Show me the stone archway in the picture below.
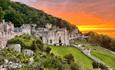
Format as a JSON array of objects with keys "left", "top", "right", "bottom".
[
  {"left": 40, "top": 36, "right": 42, "bottom": 41},
  {"left": 59, "top": 37, "right": 62, "bottom": 46}
]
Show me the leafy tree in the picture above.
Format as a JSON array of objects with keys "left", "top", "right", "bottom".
[
  {"left": 0, "top": 58, "right": 4, "bottom": 65},
  {"left": 7, "top": 35, "right": 34, "bottom": 49},
  {"left": 92, "top": 61, "right": 108, "bottom": 70},
  {"left": 84, "top": 32, "right": 115, "bottom": 52},
  {"left": 110, "top": 39, "right": 115, "bottom": 51},
  {"left": 0, "top": 0, "right": 11, "bottom": 10},
  {"left": 97, "top": 35, "right": 111, "bottom": 48},
  {"left": 0, "top": 7, "right": 4, "bottom": 21},
  {"left": 64, "top": 54, "right": 74, "bottom": 64},
  {"left": 32, "top": 39, "right": 43, "bottom": 51},
  {"left": 70, "top": 63, "right": 79, "bottom": 70},
  {"left": 0, "top": 0, "right": 76, "bottom": 30},
  {"left": 45, "top": 47, "right": 51, "bottom": 54},
  {"left": 4, "top": 7, "right": 24, "bottom": 27}
]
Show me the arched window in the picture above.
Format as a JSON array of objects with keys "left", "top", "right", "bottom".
[
  {"left": 50, "top": 40, "right": 52, "bottom": 44},
  {"left": 59, "top": 37, "right": 62, "bottom": 46},
  {"left": 40, "top": 36, "right": 42, "bottom": 41}
]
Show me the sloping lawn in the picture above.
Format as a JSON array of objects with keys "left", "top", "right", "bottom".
[
  {"left": 86, "top": 45, "right": 115, "bottom": 70},
  {"left": 74, "top": 39, "right": 115, "bottom": 70},
  {"left": 49, "top": 46, "right": 93, "bottom": 70}
]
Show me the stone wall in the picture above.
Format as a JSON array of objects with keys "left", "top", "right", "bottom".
[{"left": 0, "top": 20, "right": 23, "bottom": 49}]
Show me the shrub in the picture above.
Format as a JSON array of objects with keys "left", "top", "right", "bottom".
[
  {"left": 0, "top": 58, "right": 4, "bottom": 65},
  {"left": 7, "top": 35, "right": 43, "bottom": 51},
  {"left": 32, "top": 39, "right": 43, "bottom": 51},
  {"left": 44, "top": 47, "right": 51, "bottom": 54},
  {"left": 70, "top": 63, "right": 79, "bottom": 70},
  {"left": 0, "top": 48, "right": 30, "bottom": 63},
  {"left": 64, "top": 54, "right": 74, "bottom": 64},
  {"left": 92, "top": 61, "right": 108, "bottom": 70}
]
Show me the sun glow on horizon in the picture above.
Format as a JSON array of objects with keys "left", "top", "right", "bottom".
[
  {"left": 78, "top": 25, "right": 115, "bottom": 31},
  {"left": 77, "top": 25, "right": 115, "bottom": 38},
  {"left": 13, "top": 0, "right": 115, "bottom": 38}
]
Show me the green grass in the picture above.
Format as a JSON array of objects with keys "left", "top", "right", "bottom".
[
  {"left": 8, "top": 35, "right": 35, "bottom": 49},
  {"left": 85, "top": 45, "right": 115, "bottom": 70},
  {"left": 75, "top": 39, "right": 115, "bottom": 70},
  {"left": 49, "top": 46, "right": 93, "bottom": 70},
  {"left": 17, "top": 37, "right": 33, "bottom": 47}
]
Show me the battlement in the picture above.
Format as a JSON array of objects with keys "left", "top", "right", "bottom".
[{"left": 0, "top": 20, "right": 15, "bottom": 49}]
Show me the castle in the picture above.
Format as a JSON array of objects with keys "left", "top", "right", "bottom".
[
  {"left": 31, "top": 24, "right": 80, "bottom": 46},
  {"left": 0, "top": 20, "right": 14, "bottom": 48},
  {"left": 32, "top": 24, "right": 70, "bottom": 45},
  {"left": 0, "top": 20, "right": 82, "bottom": 48}
]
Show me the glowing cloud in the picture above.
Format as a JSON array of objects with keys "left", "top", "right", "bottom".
[{"left": 13, "top": 0, "right": 115, "bottom": 37}]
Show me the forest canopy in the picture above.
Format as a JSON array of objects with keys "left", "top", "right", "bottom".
[{"left": 0, "top": 0, "right": 76, "bottom": 31}]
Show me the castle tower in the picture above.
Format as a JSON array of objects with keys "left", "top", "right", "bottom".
[
  {"left": 21, "top": 24, "right": 31, "bottom": 35},
  {"left": 45, "top": 23, "right": 52, "bottom": 29}
]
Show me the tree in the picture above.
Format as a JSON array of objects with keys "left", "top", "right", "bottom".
[
  {"left": 45, "top": 47, "right": 51, "bottom": 54},
  {"left": 110, "top": 39, "right": 115, "bottom": 51},
  {"left": 97, "top": 35, "right": 111, "bottom": 48},
  {"left": 32, "top": 39, "right": 43, "bottom": 51},
  {"left": 92, "top": 61, "right": 108, "bottom": 70},
  {"left": 70, "top": 63, "right": 79, "bottom": 70},
  {"left": 0, "top": 58, "right": 4, "bottom": 65},
  {"left": 84, "top": 31, "right": 98, "bottom": 45},
  {"left": 0, "top": 7, "right": 4, "bottom": 21},
  {"left": 4, "top": 7, "right": 24, "bottom": 27},
  {"left": 0, "top": 0, "right": 11, "bottom": 10},
  {"left": 64, "top": 54, "right": 74, "bottom": 64},
  {"left": 84, "top": 32, "right": 115, "bottom": 51},
  {"left": 0, "top": 0, "right": 76, "bottom": 30}
]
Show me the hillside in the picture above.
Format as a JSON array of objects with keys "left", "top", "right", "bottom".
[
  {"left": 0, "top": 0, "right": 77, "bottom": 31},
  {"left": 74, "top": 39, "right": 115, "bottom": 70},
  {"left": 49, "top": 40, "right": 115, "bottom": 70},
  {"left": 0, "top": 35, "right": 80, "bottom": 70},
  {"left": 84, "top": 32, "right": 115, "bottom": 52},
  {"left": 49, "top": 46, "right": 93, "bottom": 70},
  {"left": 89, "top": 46, "right": 115, "bottom": 70}
]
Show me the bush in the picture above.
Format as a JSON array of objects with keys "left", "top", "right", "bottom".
[
  {"left": 42, "top": 56, "right": 64, "bottom": 70},
  {"left": 0, "top": 58, "right": 4, "bottom": 65},
  {"left": 7, "top": 35, "right": 43, "bottom": 50},
  {"left": 70, "top": 63, "right": 79, "bottom": 70},
  {"left": 0, "top": 48, "right": 30, "bottom": 64},
  {"left": 64, "top": 54, "right": 74, "bottom": 64},
  {"left": 7, "top": 36, "right": 33, "bottom": 49},
  {"left": 92, "top": 61, "right": 108, "bottom": 70},
  {"left": 44, "top": 47, "right": 51, "bottom": 54},
  {"left": 32, "top": 39, "right": 43, "bottom": 51},
  {"left": 85, "top": 32, "right": 115, "bottom": 52}
]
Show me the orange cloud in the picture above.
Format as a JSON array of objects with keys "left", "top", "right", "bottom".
[{"left": 13, "top": 0, "right": 115, "bottom": 38}]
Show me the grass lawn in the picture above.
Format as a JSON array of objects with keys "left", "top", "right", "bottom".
[
  {"left": 75, "top": 39, "right": 115, "bottom": 70},
  {"left": 85, "top": 45, "right": 115, "bottom": 70},
  {"left": 49, "top": 46, "right": 93, "bottom": 70}
]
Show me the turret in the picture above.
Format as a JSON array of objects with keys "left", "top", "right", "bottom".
[{"left": 45, "top": 23, "right": 52, "bottom": 29}]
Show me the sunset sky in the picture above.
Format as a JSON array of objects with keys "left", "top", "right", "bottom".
[{"left": 14, "top": 0, "right": 115, "bottom": 38}]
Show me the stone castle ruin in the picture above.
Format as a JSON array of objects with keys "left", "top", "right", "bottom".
[
  {"left": 0, "top": 20, "right": 14, "bottom": 48},
  {"left": 31, "top": 24, "right": 80, "bottom": 46},
  {"left": 0, "top": 20, "right": 83, "bottom": 48}
]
